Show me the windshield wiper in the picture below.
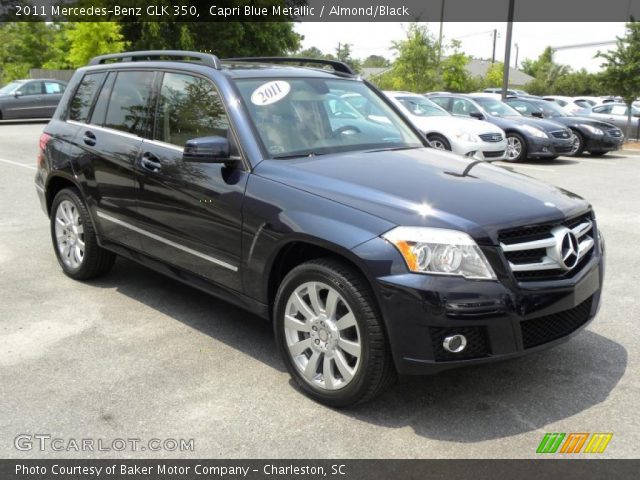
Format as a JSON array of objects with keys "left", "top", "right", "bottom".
[
  {"left": 364, "top": 146, "right": 423, "bottom": 153},
  {"left": 272, "top": 152, "right": 325, "bottom": 160}
]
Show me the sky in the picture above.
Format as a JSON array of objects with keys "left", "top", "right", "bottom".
[{"left": 294, "top": 22, "right": 628, "bottom": 72}]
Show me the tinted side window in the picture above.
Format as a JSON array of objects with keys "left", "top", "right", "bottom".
[
  {"left": 154, "top": 72, "right": 229, "bottom": 147},
  {"left": 430, "top": 97, "right": 450, "bottom": 110},
  {"left": 593, "top": 105, "right": 612, "bottom": 114},
  {"left": 509, "top": 100, "right": 533, "bottom": 115},
  {"left": 69, "top": 73, "right": 106, "bottom": 122},
  {"left": 104, "top": 71, "right": 154, "bottom": 136},
  {"left": 20, "top": 81, "right": 43, "bottom": 96},
  {"left": 89, "top": 72, "right": 116, "bottom": 126}
]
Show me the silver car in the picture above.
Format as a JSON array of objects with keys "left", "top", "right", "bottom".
[
  {"left": 0, "top": 79, "right": 67, "bottom": 120},
  {"left": 587, "top": 102, "right": 640, "bottom": 135}
]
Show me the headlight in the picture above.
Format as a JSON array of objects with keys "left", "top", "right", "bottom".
[
  {"left": 521, "top": 124, "right": 548, "bottom": 138},
  {"left": 382, "top": 227, "right": 497, "bottom": 280},
  {"left": 583, "top": 125, "right": 604, "bottom": 136},
  {"left": 453, "top": 130, "right": 479, "bottom": 143}
]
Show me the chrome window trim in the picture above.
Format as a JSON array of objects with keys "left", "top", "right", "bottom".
[
  {"left": 96, "top": 210, "right": 238, "bottom": 272},
  {"left": 67, "top": 120, "right": 143, "bottom": 141}
]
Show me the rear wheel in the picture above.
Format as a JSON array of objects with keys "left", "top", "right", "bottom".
[
  {"left": 274, "top": 258, "right": 396, "bottom": 407},
  {"left": 50, "top": 188, "right": 115, "bottom": 280},
  {"left": 569, "top": 131, "right": 585, "bottom": 156},
  {"left": 505, "top": 133, "right": 527, "bottom": 162},
  {"left": 427, "top": 134, "right": 451, "bottom": 151}
]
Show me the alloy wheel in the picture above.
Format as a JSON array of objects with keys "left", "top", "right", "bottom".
[
  {"left": 506, "top": 136, "right": 522, "bottom": 160},
  {"left": 54, "top": 199, "right": 85, "bottom": 269},
  {"left": 283, "top": 281, "right": 362, "bottom": 391}
]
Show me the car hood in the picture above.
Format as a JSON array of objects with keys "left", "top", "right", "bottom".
[
  {"left": 254, "top": 148, "right": 590, "bottom": 245},
  {"left": 553, "top": 116, "right": 620, "bottom": 130},
  {"left": 410, "top": 115, "right": 504, "bottom": 136},
  {"left": 487, "top": 115, "right": 568, "bottom": 133}
]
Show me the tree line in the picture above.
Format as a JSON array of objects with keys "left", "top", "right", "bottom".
[{"left": 1, "top": 20, "right": 638, "bottom": 110}]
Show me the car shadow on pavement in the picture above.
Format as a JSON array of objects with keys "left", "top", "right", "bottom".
[
  {"left": 88, "top": 257, "right": 626, "bottom": 443},
  {"left": 345, "top": 329, "right": 627, "bottom": 442},
  {"left": 87, "top": 257, "right": 286, "bottom": 373}
]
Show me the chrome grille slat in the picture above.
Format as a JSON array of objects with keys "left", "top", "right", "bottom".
[{"left": 499, "top": 214, "right": 595, "bottom": 281}]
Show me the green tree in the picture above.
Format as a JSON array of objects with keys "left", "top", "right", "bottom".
[
  {"left": 376, "top": 23, "right": 441, "bottom": 92},
  {"left": 597, "top": 20, "right": 640, "bottom": 139},
  {"left": 335, "top": 43, "right": 362, "bottom": 72},
  {"left": 362, "top": 55, "right": 390, "bottom": 68},
  {"left": 297, "top": 46, "right": 335, "bottom": 60},
  {"left": 0, "top": 23, "right": 56, "bottom": 83},
  {"left": 441, "top": 40, "right": 471, "bottom": 92},
  {"left": 65, "top": 23, "right": 128, "bottom": 68},
  {"left": 485, "top": 62, "right": 504, "bottom": 88}
]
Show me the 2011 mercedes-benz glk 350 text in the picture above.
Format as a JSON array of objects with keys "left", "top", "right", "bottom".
[{"left": 35, "top": 51, "right": 605, "bottom": 406}]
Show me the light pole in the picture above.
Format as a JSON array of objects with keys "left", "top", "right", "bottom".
[
  {"left": 514, "top": 43, "right": 519, "bottom": 69},
  {"left": 501, "top": 0, "right": 515, "bottom": 100}
]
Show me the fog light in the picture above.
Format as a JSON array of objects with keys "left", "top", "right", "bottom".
[{"left": 443, "top": 334, "right": 467, "bottom": 353}]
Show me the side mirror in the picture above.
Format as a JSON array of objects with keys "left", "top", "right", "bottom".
[
  {"left": 183, "top": 136, "right": 240, "bottom": 167},
  {"left": 14, "top": 91, "right": 23, "bottom": 98},
  {"left": 470, "top": 111, "right": 484, "bottom": 120},
  {"left": 532, "top": 111, "right": 544, "bottom": 118}
]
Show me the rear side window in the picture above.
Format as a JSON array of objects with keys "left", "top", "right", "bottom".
[
  {"left": 104, "top": 71, "right": 155, "bottom": 136},
  {"left": 69, "top": 73, "right": 105, "bottom": 122},
  {"left": 44, "top": 82, "right": 64, "bottom": 94},
  {"left": 154, "top": 72, "right": 229, "bottom": 147}
]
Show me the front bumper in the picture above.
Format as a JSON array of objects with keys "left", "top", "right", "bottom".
[
  {"left": 354, "top": 238, "right": 604, "bottom": 376},
  {"left": 584, "top": 134, "right": 624, "bottom": 152},
  {"left": 453, "top": 138, "right": 507, "bottom": 161},
  {"left": 527, "top": 136, "right": 574, "bottom": 158}
]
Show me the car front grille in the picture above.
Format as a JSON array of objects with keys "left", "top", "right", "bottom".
[
  {"left": 429, "top": 326, "right": 490, "bottom": 361},
  {"left": 551, "top": 129, "right": 571, "bottom": 139},
  {"left": 479, "top": 133, "right": 504, "bottom": 142},
  {"left": 483, "top": 150, "right": 504, "bottom": 158},
  {"left": 498, "top": 211, "right": 595, "bottom": 282},
  {"left": 521, "top": 296, "right": 593, "bottom": 349},
  {"left": 608, "top": 129, "right": 622, "bottom": 138}
]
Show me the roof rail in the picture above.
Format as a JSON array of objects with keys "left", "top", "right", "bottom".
[
  {"left": 223, "top": 57, "right": 355, "bottom": 75},
  {"left": 88, "top": 50, "right": 221, "bottom": 69}
]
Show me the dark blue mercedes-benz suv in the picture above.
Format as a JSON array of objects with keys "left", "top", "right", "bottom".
[{"left": 34, "top": 51, "right": 605, "bottom": 406}]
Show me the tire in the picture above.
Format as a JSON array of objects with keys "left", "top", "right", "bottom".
[
  {"left": 427, "top": 133, "right": 451, "bottom": 151},
  {"left": 274, "top": 258, "right": 396, "bottom": 407},
  {"left": 50, "top": 188, "right": 115, "bottom": 280},
  {"left": 505, "top": 133, "right": 527, "bottom": 162},
  {"left": 568, "top": 131, "right": 585, "bottom": 156},
  {"left": 589, "top": 150, "right": 609, "bottom": 156}
]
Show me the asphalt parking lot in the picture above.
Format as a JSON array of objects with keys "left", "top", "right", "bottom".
[{"left": 1, "top": 121, "right": 639, "bottom": 459}]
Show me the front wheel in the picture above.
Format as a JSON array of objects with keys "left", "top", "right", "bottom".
[
  {"left": 50, "top": 188, "right": 115, "bottom": 280},
  {"left": 427, "top": 134, "right": 451, "bottom": 151},
  {"left": 569, "top": 131, "right": 585, "bottom": 156},
  {"left": 274, "top": 258, "right": 396, "bottom": 407},
  {"left": 505, "top": 133, "right": 527, "bottom": 162}
]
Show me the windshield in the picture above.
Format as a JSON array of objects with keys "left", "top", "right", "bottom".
[
  {"left": 534, "top": 100, "right": 568, "bottom": 118},
  {"left": 0, "top": 81, "right": 24, "bottom": 94},
  {"left": 234, "top": 78, "right": 422, "bottom": 158},
  {"left": 396, "top": 96, "right": 449, "bottom": 117},
  {"left": 475, "top": 98, "right": 522, "bottom": 117}
]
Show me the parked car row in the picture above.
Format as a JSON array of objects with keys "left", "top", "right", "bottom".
[{"left": 381, "top": 90, "right": 625, "bottom": 162}]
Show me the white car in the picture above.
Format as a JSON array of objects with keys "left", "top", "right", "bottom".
[
  {"left": 542, "top": 96, "right": 584, "bottom": 115},
  {"left": 384, "top": 91, "right": 507, "bottom": 161}
]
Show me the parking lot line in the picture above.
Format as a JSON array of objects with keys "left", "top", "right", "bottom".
[{"left": 0, "top": 158, "right": 36, "bottom": 171}]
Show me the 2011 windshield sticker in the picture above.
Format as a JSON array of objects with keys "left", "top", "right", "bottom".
[{"left": 251, "top": 81, "right": 290, "bottom": 106}]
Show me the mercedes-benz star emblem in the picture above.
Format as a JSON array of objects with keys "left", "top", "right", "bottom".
[{"left": 561, "top": 231, "right": 579, "bottom": 269}]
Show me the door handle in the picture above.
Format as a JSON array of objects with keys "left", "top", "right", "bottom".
[
  {"left": 83, "top": 131, "right": 96, "bottom": 147},
  {"left": 140, "top": 153, "right": 162, "bottom": 172}
]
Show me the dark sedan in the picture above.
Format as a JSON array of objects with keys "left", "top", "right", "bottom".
[
  {"left": 0, "top": 79, "right": 67, "bottom": 120},
  {"left": 429, "top": 94, "right": 574, "bottom": 162},
  {"left": 505, "top": 97, "right": 624, "bottom": 156}
]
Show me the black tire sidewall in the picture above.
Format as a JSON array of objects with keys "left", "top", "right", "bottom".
[
  {"left": 570, "top": 130, "right": 584, "bottom": 156},
  {"left": 50, "top": 189, "right": 91, "bottom": 277},
  {"left": 274, "top": 263, "right": 376, "bottom": 406}
]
